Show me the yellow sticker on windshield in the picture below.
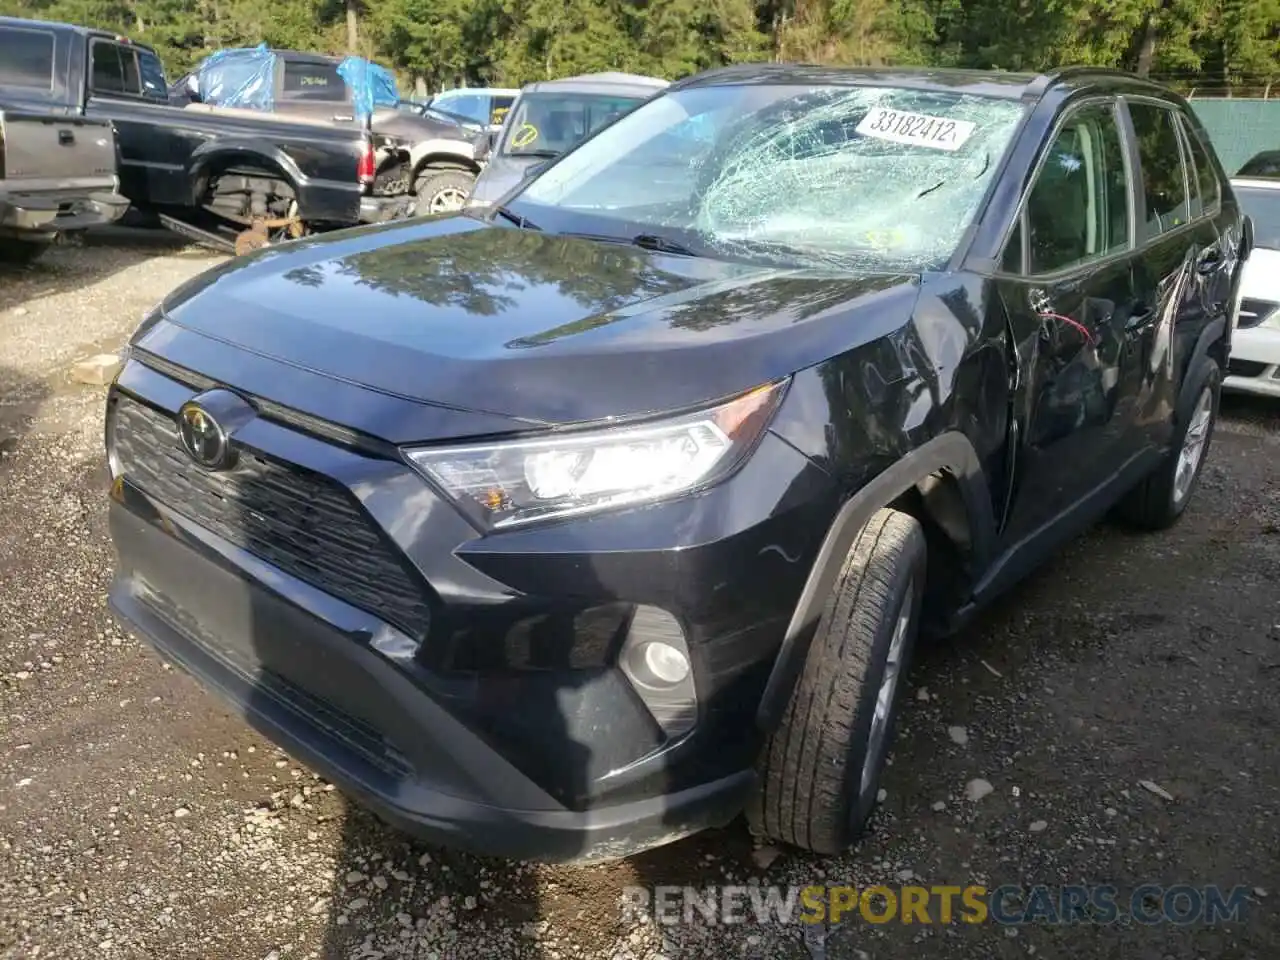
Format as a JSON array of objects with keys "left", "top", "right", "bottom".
[
  {"left": 511, "top": 123, "right": 539, "bottom": 148},
  {"left": 856, "top": 107, "right": 976, "bottom": 152}
]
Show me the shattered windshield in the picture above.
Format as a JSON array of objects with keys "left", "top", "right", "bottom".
[{"left": 512, "top": 83, "right": 1028, "bottom": 271}]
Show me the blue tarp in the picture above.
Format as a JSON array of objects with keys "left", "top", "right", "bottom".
[
  {"left": 197, "top": 43, "right": 275, "bottom": 111},
  {"left": 192, "top": 44, "right": 401, "bottom": 120},
  {"left": 338, "top": 56, "right": 400, "bottom": 119}
]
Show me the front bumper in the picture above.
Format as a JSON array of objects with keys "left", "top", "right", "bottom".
[
  {"left": 359, "top": 194, "right": 412, "bottom": 224},
  {"left": 0, "top": 189, "right": 129, "bottom": 234},
  {"left": 105, "top": 356, "right": 838, "bottom": 861},
  {"left": 109, "top": 500, "right": 752, "bottom": 862},
  {"left": 1223, "top": 326, "right": 1280, "bottom": 398}
]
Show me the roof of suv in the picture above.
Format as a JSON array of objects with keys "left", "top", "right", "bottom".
[
  {"left": 669, "top": 63, "right": 1175, "bottom": 102},
  {"left": 519, "top": 72, "right": 669, "bottom": 98}
]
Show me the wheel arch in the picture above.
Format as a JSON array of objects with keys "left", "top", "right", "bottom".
[
  {"left": 410, "top": 145, "right": 482, "bottom": 182},
  {"left": 756, "top": 431, "right": 997, "bottom": 731},
  {"left": 1181, "top": 316, "right": 1227, "bottom": 415},
  {"left": 188, "top": 143, "right": 301, "bottom": 207}
]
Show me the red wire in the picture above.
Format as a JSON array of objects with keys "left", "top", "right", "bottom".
[{"left": 1038, "top": 311, "right": 1096, "bottom": 345}]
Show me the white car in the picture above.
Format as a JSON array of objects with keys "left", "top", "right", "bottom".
[{"left": 1227, "top": 177, "right": 1280, "bottom": 398}]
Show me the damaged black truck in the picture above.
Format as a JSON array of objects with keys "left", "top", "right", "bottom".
[
  {"left": 106, "top": 65, "right": 1249, "bottom": 863},
  {"left": 0, "top": 16, "right": 416, "bottom": 252}
]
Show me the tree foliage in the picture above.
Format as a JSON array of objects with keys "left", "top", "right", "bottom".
[{"left": 0, "top": 0, "right": 1275, "bottom": 93}]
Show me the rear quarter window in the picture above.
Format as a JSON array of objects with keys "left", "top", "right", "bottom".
[
  {"left": 281, "top": 60, "right": 348, "bottom": 102},
  {"left": 1178, "top": 115, "right": 1221, "bottom": 215},
  {"left": 0, "top": 25, "right": 55, "bottom": 90}
]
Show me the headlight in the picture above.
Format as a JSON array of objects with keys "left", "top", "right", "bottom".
[{"left": 406, "top": 379, "right": 788, "bottom": 529}]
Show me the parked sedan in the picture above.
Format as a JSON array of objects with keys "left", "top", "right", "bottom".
[
  {"left": 106, "top": 64, "right": 1246, "bottom": 864},
  {"left": 1225, "top": 176, "right": 1280, "bottom": 397}
]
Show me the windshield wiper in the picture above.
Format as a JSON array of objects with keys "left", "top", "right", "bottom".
[
  {"left": 631, "top": 234, "right": 697, "bottom": 256},
  {"left": 556, "top": 230, "right": 700, "bottom": 257},
  {"left": 492, "top": 205, "right": 540, "bottom": 231},
  {"left": 513, "top": 149, "right": 560, "bottom": 159}
]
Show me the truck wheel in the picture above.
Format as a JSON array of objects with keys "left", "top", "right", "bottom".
[
  {"left": 0, "top": 237, "right": 49, "bottom": 265},
  {"left": 748, "top": 508, "right": 926, "bottom": 855},
  {"left": 1112, "top": 358, "right": 1220, "bottom": 531},
  {"left": 414, "top": 170, "right": 475, "bottom": 216}
]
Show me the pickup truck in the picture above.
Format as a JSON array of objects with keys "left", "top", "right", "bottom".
[
  {"left": 0, "top": 16, "right": 414, "bottom": 252},
  {"left": 0, "top": 23, "right": 129, "bottom": 263},
  {"left": 170, "top": 49, "right": 488, "bottom": 215}
]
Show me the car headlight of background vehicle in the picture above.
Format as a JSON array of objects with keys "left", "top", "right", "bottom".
[{"left": 406, "top": 379, "right": 789, "bottom": 529}]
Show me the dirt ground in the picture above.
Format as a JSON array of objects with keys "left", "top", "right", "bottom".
[{"left": 1, "top": 233, "right": 1277, "bottom": 960}]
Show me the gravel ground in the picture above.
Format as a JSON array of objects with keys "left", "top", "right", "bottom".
[{"left": 1, "top": 234, "right": 1278, "bottom": 960}]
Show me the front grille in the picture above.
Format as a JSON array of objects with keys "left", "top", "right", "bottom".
[
  {"left": 112, "top": 396, "right": 432, "bottom": 640},
  {"left": 1238, "top": 298, "right": 1277, "bottom": 330},
  {"left": 1228, "top": 359, "right": 1270, "bottom": 378}
]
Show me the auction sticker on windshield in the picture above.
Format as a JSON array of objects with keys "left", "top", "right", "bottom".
[{"left": 856, "top": 107, "right": 977, "bottom": 151}]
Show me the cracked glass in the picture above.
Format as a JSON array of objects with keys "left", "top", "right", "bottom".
[{"left": 516, "top": 83, "right": 1028, "bottom": 272}]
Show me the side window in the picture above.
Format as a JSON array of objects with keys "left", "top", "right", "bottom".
[
  {"left": 440, "top": 93, "right": 486, "bottom": 124},
  {"left": 90, "top": 41, "right": 146, "bottom": 97},
  {"left": 1024, "top": 102, "right": 1131, "bottom": 274},
  {"left": 1180, "top": 115, "right": 1220, "bottom": 215},
  {"left": 1128, "top": 101, "right": 1191, "bottom": 240},
  {"left": 90, "top": 40, "right": 127, "bottom": 93},
  {"left": 490, "top": 96, "right": 515, "bottom": 126},
  {"left": 138, "top": 51, "right": 168, "bottom": 100}
]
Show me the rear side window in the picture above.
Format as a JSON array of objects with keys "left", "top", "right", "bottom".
[
  {"left": 91, "top": 40, "right": 131, "bottom": 94},
  {"left": 1179, "top": 116, "right": 1221, "bottom": 215},
  {"left": 89, "top": 40, "right": 164, "bottom": 99},
  {"left": 1023, "top": 102, "right": 1131, "bottom": 274},
  {"left": 281, "top": 60, "right": 347, "bottom": 102},
  {"left": 1128, "top": 101, "right": 1191, "bottom": 240},
  {"left": 0, "top": 26, "right": 54, "bottom": 89}
]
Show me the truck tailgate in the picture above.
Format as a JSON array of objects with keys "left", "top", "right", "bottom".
[{"left": 0, "top": 110, "right": 117, "bottom": 188}]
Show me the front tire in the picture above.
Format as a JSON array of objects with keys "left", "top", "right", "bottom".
[
  {"left": 414, "top": 169, "right": 476, "bottom": 216},
  {"left": 1113, "top": 358, "right": 1220, "bottom": 530},
  {"left": 748, "top": 508, "right": 926, "bottom": 855}
]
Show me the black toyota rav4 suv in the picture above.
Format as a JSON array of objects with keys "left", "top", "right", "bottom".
[{"left": 106, "top": 65, "right": 1250, "bottom": 863}]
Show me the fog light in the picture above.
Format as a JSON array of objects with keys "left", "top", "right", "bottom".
[
  {"left": 639, "top": 641, "right": 690, "bottom": 686},
  {"left": 620, "top": 606, "right": 698, "bottom": 738}
]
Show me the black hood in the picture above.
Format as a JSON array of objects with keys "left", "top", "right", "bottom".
[{"left": 150, "top": 216, "right": 920, "bottom": 433}]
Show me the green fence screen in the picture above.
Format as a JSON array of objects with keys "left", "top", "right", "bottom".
[{"left": 1189, "top": 99, "right": 1280, "bottom": 176}]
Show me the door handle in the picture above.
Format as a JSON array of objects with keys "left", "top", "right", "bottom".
[
  {"left": 1126, "top": 303, "right": 1155, "bottom": 330},
  {"left": 1197, "top": 248, "right": 1223, "bottom": 275},
  {"left": 57, "top": 129, "right": 74, "bottom": 145}
]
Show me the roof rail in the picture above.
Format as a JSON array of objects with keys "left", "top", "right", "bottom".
[{"left": 1022, "top": 65, "right": 1150, "bottom": 100}]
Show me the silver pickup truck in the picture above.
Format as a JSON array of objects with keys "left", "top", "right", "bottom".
[{"left": 1, "top": 27, "right": 130, "bottom": 264}]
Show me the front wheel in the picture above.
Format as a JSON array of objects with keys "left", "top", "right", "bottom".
[
  {"left": 748, "top": 508, "right": 927, "bottom": 855},
  {"left": 1112, "top": 358, "right": 1221, "bottom": 530},
  {"left": 414, "top": 169, "right": 476, "bottom": 217}
]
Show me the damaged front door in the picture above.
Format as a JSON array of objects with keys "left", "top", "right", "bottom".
[{"left": 994, "top": 98, "right": 1147, "bottom": 545}]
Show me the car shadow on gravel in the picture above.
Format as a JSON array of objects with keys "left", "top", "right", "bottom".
[
  {"left": 0, "top": 226, "right": 210, "bottom": 311},
  {"left": 0, "top": 361, "right": 51, "bottom": 462}
]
